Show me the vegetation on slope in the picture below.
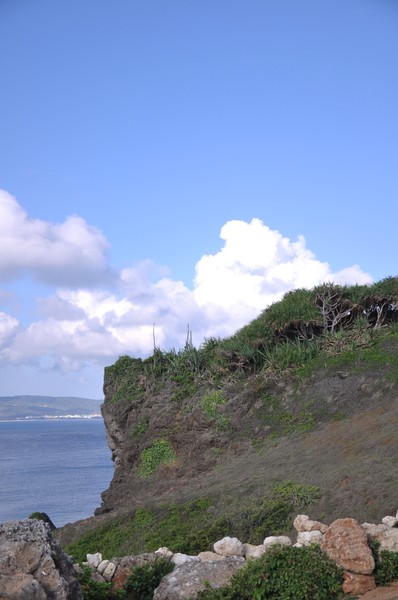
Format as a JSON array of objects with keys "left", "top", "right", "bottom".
[{"left": 105, "top": 277, "right": 398, "bottom": 405}]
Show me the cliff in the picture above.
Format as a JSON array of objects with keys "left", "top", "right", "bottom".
[{"left": 58, "top": 279, "right": 398, "bottom": 559}]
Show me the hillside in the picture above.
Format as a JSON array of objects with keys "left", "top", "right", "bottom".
[
  {"left": 57, "top": 277, "right": 398, "bottom": 561},
  {"left": 0, "top": 395, "right": 102, "bottom": 420}
]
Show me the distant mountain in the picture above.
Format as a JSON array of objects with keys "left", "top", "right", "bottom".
[{"left": 0, "top": 396, "right": 103, "bottom": 420}]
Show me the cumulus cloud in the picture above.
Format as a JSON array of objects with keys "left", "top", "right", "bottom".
[
  {"left": 0, "top": 212, "right": 373, "bottom": 378},
  {"left": 0, "top": 189, "right": 112, "bottom": 286}
]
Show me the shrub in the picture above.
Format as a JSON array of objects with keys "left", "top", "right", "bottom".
[
  {"left": 124, "top": 557, "right": 174, "bottom": 600},
  {"left": 196, "top": 544, "right": 344, "bottom": 599},
  {"left": 138, "top": 439, "right": 176, "bottom": 478},
  {"left": 77, "top": 566, "right": 125, "bottom": 600}
]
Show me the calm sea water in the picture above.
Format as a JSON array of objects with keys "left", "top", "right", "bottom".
[{"left": 0, "top": 419, "right": 114, "bottom": 528}]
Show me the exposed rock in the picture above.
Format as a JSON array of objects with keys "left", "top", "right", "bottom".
[
  {"left": 197, "top": 551, "right": 226, "bottom": 562},
  {"left": 86, "top": 552, "right": 102, "bottom": 568},
  {"left": 342, "top": 572, "right": 376, "bottom": 595},
  {"left": 293, "top": 514, "right": 328, "bottom": 533},
  {"left": 242, "top": 543, "right": 267, "bottom": 559},
  {"left": 103, "top": 561, "right": 117, "bottom": 582},
  {"left": 111, "top": 552, "right": 160, "bottom": 591},
  {"left": 171, "top": 553, "right": 200, "bottom": 566},
  {"left": 213, "top": 536, "right": 243, "bottom": 557},
  {"left": 382, "top": 516, "right": 398, "bottom": 527},
  {"left": 362, "top": 522, "right": 398, "bottom": 551},
  {"left": 156, "top": 547, "right": 174, "bottom": 559},
  {"left": 97, "top": 559, "right": 110, "bottom": 574},
  {"left": 263, "top": 535, "right": 291, "bottom": 548},
  {"left": 359, "top": 581, "right": 398, "bottom": 599},
  {"left": 321, "top": 518, "right": 375, "bottom": 575},
  {"left": 0, "top": 519, "right": 82, "bottom": 600},
  {"left": 296, "top": 530, "right": 323, "bottom": 546},
  {"left": 153, "top": 556, "right": 245, "bottom": 600}
]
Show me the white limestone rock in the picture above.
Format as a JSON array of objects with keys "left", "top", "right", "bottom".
[
  {"left": 382, "top": 516, "right": 398, "bottom": 527},
  {"left": 242, "top": 543, "right": 267, "bottom": 559},
  {"left": 97, "top": 559, "right": 110, "bottom": 575},
  {"left": 263, "top": 535, "right": 292, "bottom": 548},
  {"left": 171, "top": 553, "right": 200, "bottom": 566},
  {"left": 155, "top": 547, "right": 174, "bottom": 558},
  {"left": 103, "top": 562, "right": 117, "bottom": 582},
  {"left": 214, "top": 536, "right": 244, "bottom": 557},
  {"left": 297, "top": 530, "right": 323, "bottom": 546},
  {"left": 86, "top": 552, "right": 103, "bottom": 568}
]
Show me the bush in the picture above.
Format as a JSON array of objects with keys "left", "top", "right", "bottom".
[
  {"left": 124, "top": 557, "right": 174, "bottom": 600},
  {"left": 138, "top": 439, "right": 176, "bottom": 478},
  {"left": 77, "top": 566, "right": 125, "bottom": 600},
  {"left": 196, "top": 544, "right": 344, "bottom": 600}
]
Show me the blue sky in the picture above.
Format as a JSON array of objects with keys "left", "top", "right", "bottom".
[{"left": 1, "top": 0, "right": 397, "bottom": 399}]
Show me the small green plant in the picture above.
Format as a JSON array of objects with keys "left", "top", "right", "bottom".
[
  {"left": 369, "top": 537, "right": 398, "bottom": 586},
  {"left": 138, "top": 439, "right": 176, "bottom": 478},
  {"left": 124, "top": 558, "right": 174, "bottom": 600},
  {"left": 201, "top": 391, "right": 229, "bottom": 429},
  {"left": 196, "top": 544, "right": 344, "bottom": 599},
  {"left": 131, "top": 417, "right": 149, "bottom": 437},
  {"left": 77, "top": 566, "right": 125, "bottom": 600}
]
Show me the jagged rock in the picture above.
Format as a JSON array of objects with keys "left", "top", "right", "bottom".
[
  {"left": 362, "top": 522, "right": 398, "bottom": 551},
  {"left": 296, "top": 530, "right": 323, "bottom": 546},
  {"left": 342, "top": 572, "right": 376, "bottom": 595},
  {"left": 293, "top": 514, "right": 328, "bottom": 533},
  {"left": 213, "top": 536, "right": 243, "bottom": 557},
  {"left": 242, "top": 543, "right": 267, "bottom": 559},
  {"left": 171, "top": 553, "right": 200, "bottom": 565},
  {"left": 263, "top": 535, "right": 291, "bottom": 548},
  {"left": 320, "top": 518, "right": 375, "bottom": 575},
  {"left": 153, "top": 556, "right": 245, "bottom": 599},
  {"left": 0, "top": 519, "right": 82, "bottom": 600},
  {"left": 197, "top": 551, "right": 226, "bottom": 561},
  {"left": 86, "top": 552, "right": 102, "bottom": 568}
]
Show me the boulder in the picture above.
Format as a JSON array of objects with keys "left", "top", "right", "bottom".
[
  {"left": 320, "top": 518, "right": 375, "bottom": 575},
  {"left": 342, "top": 572, "right": 376, "bottom": 595},
  {"left": 153, "top": 556, "right": 245, "bottom": 599},
  {"left": 0, "top": 519, "right": 82, "bottom": 600},
  {"left": 213, "top": 536, "right": 243, "bottom": 557},
  {"left": 111, "top": 552, "right": 160, "bottom": 591}
]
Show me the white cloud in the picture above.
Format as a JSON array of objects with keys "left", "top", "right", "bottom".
[
  {"left": 0, "top": 211, "right": 373, "bottom": 379},
  {"left": 0, "top": 189, "right": 112, "bottom": 286}
]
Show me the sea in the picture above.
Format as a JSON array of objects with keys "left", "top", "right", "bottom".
[{"left": 0, "top": 418, "right": 114, "bottom": 528}]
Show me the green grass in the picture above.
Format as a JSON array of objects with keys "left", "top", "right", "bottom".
[{"left": 65, "top": 482, "right": 320, "bottom": 563}]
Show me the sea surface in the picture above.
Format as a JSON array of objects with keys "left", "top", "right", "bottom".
[{"left": 0, "top": 418, "right": 114, "bottom": 528}]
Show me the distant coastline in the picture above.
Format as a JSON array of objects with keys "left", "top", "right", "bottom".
[
  {"left": 0, "top": 414, "right": 102, "bottom": 422},
  {"left": 0, "top": 395, "right": 103, "bottom": 421}
]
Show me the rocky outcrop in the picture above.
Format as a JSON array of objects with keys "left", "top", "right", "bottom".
[
  {"left": 0, "top": 519, "right": 82, "bottom": 600},
  {"left": 81, "top": 510, "right": 398, "bottom": 599}
]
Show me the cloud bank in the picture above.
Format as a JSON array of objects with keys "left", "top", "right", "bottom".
[
  {"left": 0, "top": 191, "right": 373, "bottom": 377},
  {"left": 0, "top": 190, "right": 112, "bottom": 286}
]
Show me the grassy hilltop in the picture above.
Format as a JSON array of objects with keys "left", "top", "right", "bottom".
[{"left": 59, "top": 277, "right": 398, "bottom": 562}]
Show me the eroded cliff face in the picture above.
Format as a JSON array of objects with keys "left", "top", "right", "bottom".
[{"left": 95, "top": 339, "right": 398, "bottom": 526}]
